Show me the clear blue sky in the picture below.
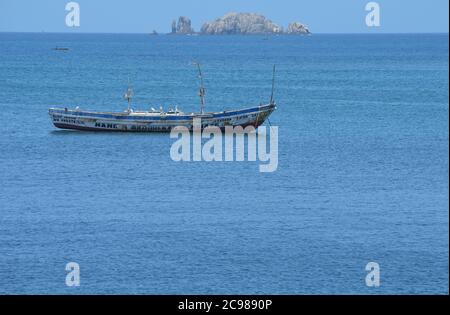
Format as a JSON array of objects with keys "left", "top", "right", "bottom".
[{"left": 0, "top": 0, "right": 448, "bottom": 33}]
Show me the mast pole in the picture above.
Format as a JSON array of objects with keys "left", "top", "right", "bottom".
[
  {"left": 270, "top": 65, "right": 276, "bottom": 105},
  {"left": 125, "top": 78, "right": 133, "bottom": 113},
  {"left": 193, "top": 62, "right": 206, "bottom": 114}
]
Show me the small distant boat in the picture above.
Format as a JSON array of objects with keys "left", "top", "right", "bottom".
[
  {"left": 53, "top": 47, "right": 69, "bottom": 51},
  {"left": 49, "top": 64, "right": 277, "bottom": 132}
]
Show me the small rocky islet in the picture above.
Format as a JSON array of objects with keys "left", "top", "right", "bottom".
[{"left": 165, "top": 12, "right": 310, "bottom": 35}]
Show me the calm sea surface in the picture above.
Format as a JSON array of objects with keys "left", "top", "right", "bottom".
[{"left": 0, "top": 33, "right": 448, "bottom": 294}]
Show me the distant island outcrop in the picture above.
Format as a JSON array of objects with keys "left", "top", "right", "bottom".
[
  {"left": 166, "top": 12, "right": 310, "bottom": 35},
  {"left": 286, "top": 22, "right": 310, "bottom": 34},
  {"left": 170, "top": 16, "right": 195, "bottom": 35},
  {"left": 201, "top": 12, "right": 282, "bottom": 35}
]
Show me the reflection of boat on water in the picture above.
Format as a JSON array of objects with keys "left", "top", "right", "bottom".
[
  {"left": 53, "top": 47, "right": 69, "bottom": 51},
  {"left": 48, "top": 64, "right": 277, "bottom": 132}
]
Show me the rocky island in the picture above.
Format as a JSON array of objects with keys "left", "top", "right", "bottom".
[
  {"left": 167, "top": 13, "right": 310, "bottom": 35},
  {"left": 201, "top": 12, "right": 283, "bottom": 35},
  {"left": 286, "top": 22, "right": 310, "bottom": 34},
  {"left": 170, "top": 16, "right": 195, "bottom": 35}
]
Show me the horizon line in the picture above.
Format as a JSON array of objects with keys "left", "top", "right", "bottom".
[{"left": 0, "top": 31, "right": 449, "bottom": 35}]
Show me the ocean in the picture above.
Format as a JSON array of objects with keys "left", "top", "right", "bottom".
[{"left": 0, "top": 33, "right": 448, "bottom": 294}]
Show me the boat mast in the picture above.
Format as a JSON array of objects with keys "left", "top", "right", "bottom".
[
  {"left": 193, "top": 62, "right": 206, "bottom": 114},
  {"left": 124, "top": 80, "right": 133, "bottom": 112},
  {"left": 270, "top": 65, "right": 276, "bottom": 105}
]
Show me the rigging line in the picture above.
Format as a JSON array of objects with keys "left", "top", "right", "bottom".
[{"left": 270, "top": 64, "right": 276, "bottom": 105}]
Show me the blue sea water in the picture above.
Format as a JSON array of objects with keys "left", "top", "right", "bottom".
[{"left": 0, "top": 33, "right": 448, "bottom": 294}]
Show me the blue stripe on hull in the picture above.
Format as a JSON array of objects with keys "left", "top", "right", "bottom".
[{"left": 53, "top": 121, "right": 263, "bottom": 132}]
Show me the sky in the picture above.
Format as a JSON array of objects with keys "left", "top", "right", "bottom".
[{"left": 0, "top": 0, "right": 448, "bottom": 33}]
